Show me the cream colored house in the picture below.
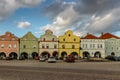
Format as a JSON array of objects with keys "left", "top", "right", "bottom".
[{"left": 39, "top": 29, "right": 58, "bottom": 58}]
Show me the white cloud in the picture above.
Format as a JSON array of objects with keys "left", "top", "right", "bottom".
[
  {"left": 17, "top": 21, "right": 31, "bottom": 29},
  {"left": 0, "top": 0, "right": 43, "bottom": 21},
  {"left": 42, "top": 4, "right": 80, "bottom": 36}
]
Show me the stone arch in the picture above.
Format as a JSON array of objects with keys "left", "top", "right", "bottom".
[
  {"left": 9, "top": 52, "right": 18, "bottom": 59},
  {"left": 71, "top": 52, "right": 78, "bottom": 58},
  {"left": 83, "top": 51, "right": 90, "bottom": 58},
  {"left": 111, "top": 52, "right": 115, "bottom": 56},
  {"left": 0, "top": 52, "right": 6, "bottom": 59},
  {"left": 41, "top": 51, "right": 50, "bottom": 58},
  {"left": 61, "top": 52, "right": 67, "bottom": 58},
  {"left": 52, "top": 51, "right": 58, "bottom": 57},
  {"left": 94, "top": 51, "right": 101, "bottom": 58},
  {"left": 21, "top": 52, "right": 28, "bottom": 59},
  {"left": 31, "top": 52, "right": 38, "bottom": 59}
]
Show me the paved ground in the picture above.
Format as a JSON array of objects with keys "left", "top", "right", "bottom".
[{"left": 0, "top": 60, "right": 120, "bottom": 80}]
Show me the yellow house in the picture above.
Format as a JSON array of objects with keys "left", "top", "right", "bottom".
[{"left": 58, "top": 30, "right": 81, "bottom": 58}]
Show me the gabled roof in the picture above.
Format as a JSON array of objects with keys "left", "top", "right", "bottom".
[
  {"left": 81, "top": 33, "right": 98, "bottom": 39},
  {"left": 99, "top": 33, "right": 120, "bottom": 39},
  {"left": 0, "top": 32, "right": 19, "bottom": 41},
  {"left": 20, "top": 32, "right": 38, "bottom": 40}
]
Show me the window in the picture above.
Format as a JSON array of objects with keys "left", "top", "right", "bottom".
[
  {"left": 100, "top": 44, "right": 102, "bottom": 48},
  {"left": 2, "top": 38, "right": 4, "bottom": 41},
  {"left": 97, "top": 44, "right": 99, "bottom": 48},
  {"left": 52, "top": 38, "right": 54, "bottom": 41},
  {"left": 93, "top": 44, "right": 95, "bottom": 48},
  {"left": 23, "top": 45, "right": 26, "bottom": 48},
  {"left": 8, "top": 44, "right": 12, "bottom": 48},
  {"left": 63, "top": 38, "right": 65, "bottom": 41},
  {"left": 43, "top": 38, "right": 46, "bottom": 41},
  {"left": 14, "top": 44, "right": 16, "bottom": 48},
  {"left": 46, "top": 44, "right": 49, "bottom": 48},
  {"left": 82, "top": 44, "right": 84, "bottom": 48},
  {"left": 85, "top": 44, "right": 87, "bottom": 48},
  {"left": 1, "top": 44, "right": 4, "bottom": 48},
  {"left": 72, "top": 45, "right": 75, "bottom": 49},
  {"left": 90, "top": 44, "right": 92, "bottom": 48},
  {"left": 54, "top": 44, "right": 57, "bottom": 48},
  {"left": 111, "top": 47, "right": 113, "bottom": 50},
  {"left": 74, "top": 38, "right": 76, "bottom": 41},
  {"left": 68, "top": 34, "right": 71, "bottom": 37},
  {"left": 33, "top": 45, "right": 36, "bottom": 48},
  {"left": 12, "top": 38, "right": 15, "bottom": 41},
  {"left": 62, "top": 45, "right": 65, "bottom": 49},
  {"left": 117, "top": 47, "right": 119, "bottom": 50},
  {"left": 24, "top": 38, "right": 27, "bottom": 40},
  {"left": 42, "top": 44, "right": 44, "bottom": 48}
]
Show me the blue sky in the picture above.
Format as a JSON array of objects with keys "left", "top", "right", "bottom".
[{"left": 1, "top": 0, "right": 120, "bottom": 38}]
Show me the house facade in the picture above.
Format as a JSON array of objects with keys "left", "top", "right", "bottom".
[
  {"left": 39, "top": 29, "right": 58, "bottom": 58},
  {"left": 20, "top": 32, "right": 38, "bottom": 59},
  {"left": 81, "top": 33, "right": 105, "bottom": 58},
  {"left": 58, "top": 30, "right": 81, "bottom": 58},
  {"left": 0, "top": 32, "right": 19, "bottom": 59},
  {"left": 99, "top": 33, "right": 120, "bottom": 57}
]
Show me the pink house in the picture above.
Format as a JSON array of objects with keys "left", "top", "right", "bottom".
[{"left": 0, "top": 32, "right": 19, "bottom": 59}]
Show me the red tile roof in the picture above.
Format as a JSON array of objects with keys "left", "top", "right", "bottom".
[
  {"left": 81, "top": 33, "right": 98, "bottom": 39},
  {"left": 99, "top": 33, "right": 120, "bottom": 39}
]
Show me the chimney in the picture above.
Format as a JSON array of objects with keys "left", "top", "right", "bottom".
[
  {"left": 101, "top": 32, "right": 104, "bottom": 36},
  {"left": 87, "top": 33, "right": 89, "bottom": 35}
]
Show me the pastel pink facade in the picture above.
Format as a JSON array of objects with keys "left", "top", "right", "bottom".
[{"left": 0, "top": 32, "right": 19, "bottom": 59}]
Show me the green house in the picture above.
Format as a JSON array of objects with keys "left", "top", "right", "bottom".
[{"left": 20, "top": 32, "right": 39, "bottom": 59}]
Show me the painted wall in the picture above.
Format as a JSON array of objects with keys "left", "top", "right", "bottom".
[
  {"left": 81, "top": 39, "right": 105, "bottom": 58},
  {"left": 105, "top": 38, "right": 120, "bottom": 56},
  {"left": 58, "top": 30, "right": 81, "bottom": 58},
  {"left": 20, "top": 32, "right": 38, "bottom": 58},
  {"left": 0, "top": 32, "right": 19, "bottom": 57},
  {"left": 39, "top": 29, "right": 58, "bottom": 57}
]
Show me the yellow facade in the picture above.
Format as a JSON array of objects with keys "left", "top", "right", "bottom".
[{"left": 58, "top": 30, "right": 81, "bottom": 58}]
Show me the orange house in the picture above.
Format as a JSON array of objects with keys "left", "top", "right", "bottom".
[{"left": 0, "top": 32, "right": 19, "bottom": 59}]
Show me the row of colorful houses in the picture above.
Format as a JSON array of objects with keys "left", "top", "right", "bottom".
[{"left": 0, "top": 29, "right": 120, "bottom": 59}]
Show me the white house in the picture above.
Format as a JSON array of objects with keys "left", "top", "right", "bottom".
[
  {"left": 81, "top": 33, "right": 105, "bottom": 58},
  {"left": 99, "top": 33, "right": 120, "bottom": 57}
]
